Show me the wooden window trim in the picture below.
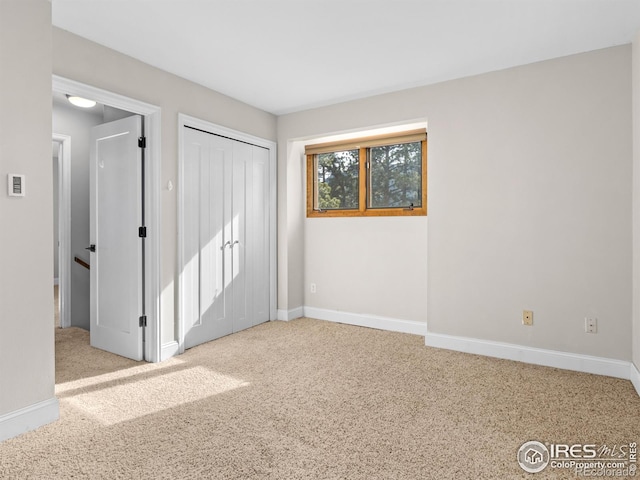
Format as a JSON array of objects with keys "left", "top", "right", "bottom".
[{"left": 306, "top": 131, "right": 427, "bottom": 218}]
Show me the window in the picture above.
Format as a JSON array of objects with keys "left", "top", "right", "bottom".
[{"left": 306, "top": 129, "right": 427, "bottom": 217}]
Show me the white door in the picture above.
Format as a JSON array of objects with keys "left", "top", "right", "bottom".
[
  {"left": 183, "top": 130, "right": 232, "bottom": 346},
  {"left": 182, "top": 127, "right": 270, "bottom": 349},
  {"left": 89, "top": 115, "right": 144, "bottom": 360},
  {"left": 233, "top": 140, "right": 270, "bottom": 332}
]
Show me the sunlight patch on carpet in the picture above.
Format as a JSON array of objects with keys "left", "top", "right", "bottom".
[
  {"left": 56, "top": 357, "right": 186, "bottom": 394},
  {"left": 63, "top": 366, "right": 249, "bottom": 425}
]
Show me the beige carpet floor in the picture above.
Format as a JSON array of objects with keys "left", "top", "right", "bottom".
[{"left": 1, "top": 318, "right": 639, "bottom": 479}]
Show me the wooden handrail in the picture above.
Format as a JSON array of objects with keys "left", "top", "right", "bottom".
[{"left": 74, "top": 256, "right": 90, "bottom": 270}]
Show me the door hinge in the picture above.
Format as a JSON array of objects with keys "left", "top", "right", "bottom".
[
  {"left": 139, "top": 315, "right": 147, "bottom": 328},
  {"left": 139, "top": 226, "right": 147, "bottom": 238},
  {"left": 138, "top": 136, "right": 146, "bottom": 149}
]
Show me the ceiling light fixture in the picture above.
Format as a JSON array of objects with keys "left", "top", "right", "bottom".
[{"left": 66, "top": 94, "right": 97, "bottom": 108}]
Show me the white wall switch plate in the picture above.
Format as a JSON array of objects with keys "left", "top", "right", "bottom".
[{"left": 8, "top": 174, "right": 25, "bottom": 197}]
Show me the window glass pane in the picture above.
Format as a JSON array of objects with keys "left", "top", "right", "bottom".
[
  {"left": 315, "top": 149, "right": 359, "bottom": 210},
  {"left": 369, "top": 142, "right": 422, "bottom": 208}
]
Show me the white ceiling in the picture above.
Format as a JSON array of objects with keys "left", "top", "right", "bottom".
[{"left": 52, "top": 0, "right": 640, "bottom": 115}]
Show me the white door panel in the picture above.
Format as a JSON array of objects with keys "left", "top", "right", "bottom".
[
  {"left": 232, "top": 141, "right": 248, "bottom": 332},
  {"left": 251, "top": 147, "right": 270, "bottom": 324},
  {"left": 219, "top": 137, "right": 234, "bottom": 329},
  {"left": 182, "top": 138, "right": 201, "bottom": 335},
  {"left": 198, "top": 137, "right": 231, "bottom": 342},
  {"left": 90, "top": 115, "right": 143, "bottom": 361},
  {"left": 182, "top": 127, "right": 270, "bottom": 349}
]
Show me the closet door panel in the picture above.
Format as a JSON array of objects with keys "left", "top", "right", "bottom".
[
  {"left": 231, "top": 141, "right": 249, "bottom": 332},
  {"left": 250, "top": 146, "right": 270, "bottom": 326},
  {"left": 200, "top": 139, "right": 230, "bottom": 339},
  {"left": 183, "top": 130, "right": 203, "bottom": 336},
  {"left": 184, "top": 130, "right": 233, "bottom": 349},
  {"left": 182, "top": 125, "right": 271, "bottom": 349}
]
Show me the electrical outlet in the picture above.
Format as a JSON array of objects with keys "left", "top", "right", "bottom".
[
  {"left": 585, "top": 317, "right": 597, "bottom": 334},
  {"left": 310, "top": 283, "right": 317, "bottom": 294},
  {"left": 522, "top": 310, "right": 533, "bottom": 326}
]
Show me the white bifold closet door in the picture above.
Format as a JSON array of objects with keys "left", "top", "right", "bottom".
[{"left": 183, "top": 127, "right": 270, "bottom": 350}]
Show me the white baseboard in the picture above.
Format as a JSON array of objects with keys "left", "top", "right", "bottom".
[
  {"left": 425, "top": 332, "right": 631, "bottom": 380},
  {"left": 277, "top": 307, "right": 304, "bottom": 321},
  {"left": 161, "top": 341, "right": 180, "bottom": 361},
  {"left": 241, "top": 306, "right": 640, "bottom": 398},
  {"left": 0, "top": 397, "right": 59, "bottom": 442},
  {"left": 304, "top": 307, "right": 427, "bottom": 336},
  {"left": 631, "top": 363, "right": 640, "bottom": 396}
]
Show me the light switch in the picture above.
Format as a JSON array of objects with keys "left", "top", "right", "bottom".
[{"left": 8, "top": 174, "right": 25, "bottom": 197}]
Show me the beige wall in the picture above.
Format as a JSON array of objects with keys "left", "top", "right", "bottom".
[
  {"left": 305, "top": 216, "right": 428, "bottom": 321},
  {"left": 53, "top": 28, "right": 277, "bottom": 344},
  {"left": 0, "top": 0, "right": 55, "bottom": 416},
  {"left": 279, "top": 45, "right": 633, "bottom": 360}
]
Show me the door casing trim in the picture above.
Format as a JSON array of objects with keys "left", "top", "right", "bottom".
[{"left": 52, "top": 133, "right": 71, "bottom": 329}]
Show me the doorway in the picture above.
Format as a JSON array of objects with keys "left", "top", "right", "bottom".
[
  {"left": 53, "top": 95, "right": 139, "bottom": 331},
  {"left": 52, "top": 76, "right": 163, "bottom": 362}
]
